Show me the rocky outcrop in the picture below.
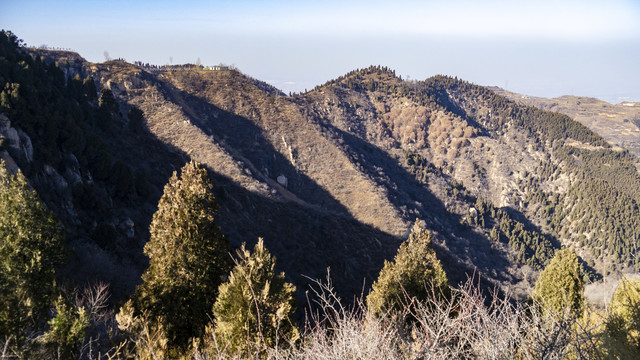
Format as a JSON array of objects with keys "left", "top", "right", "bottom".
[
  {"left": 0, "top": 113, "right": 32, "bottom": 175},
  {"left": 0, "top": 113, "right": 33, "bottom": 163},
  {"left": 27, "top": 48, "right": 87, "bottom": 80}
]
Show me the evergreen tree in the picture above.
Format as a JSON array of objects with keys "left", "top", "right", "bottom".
[
  {"left": 134, "top": 161, "right": 230, "bottom": 352},
  {"left": 109, "top": 160, "right": 135, "bottom": 200},
  {"left": 98, "top": 88, "right": 118, "bottom": 115},
  {"left": 532, "top": 248, "right": 584, "bottom": 316},
  {"left": 85, "top": 135, "right": 112, "bottom": 181},
  {"left": 67, "top": 74, "right": 83, "bottom": 100},
  {"left": 610, "top": 277, "right": 640, "bottom": 338},
  {"left": 602, "top": 277, "right": 640, "bottom": 357},
  {"left": 97, "top": 88, "right": 118, "bottom": 130},
  {"left": 212, "top": 238, "right": 299, "bottom": 354},
  {"left": 366, "top": 219, "right": 449, "bottom": 317},
  {"left": 0, "top": 161, "right": 65, "bottom": 343},
  {"left": 41, "top": 296, "right": 89, "bottom": 359},
  {"left": 82, "top": 76, "right": 97, "bottom": 100},
  {"left": 127, "top": 105, "right": 144, "bottom": 133},
  {"left": 116, "top": 300, "right": 170, "bottom": 360}
]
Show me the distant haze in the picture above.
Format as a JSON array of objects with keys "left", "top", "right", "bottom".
[{"left": 2, "top": 0, "right": 639, "bottom": 103}]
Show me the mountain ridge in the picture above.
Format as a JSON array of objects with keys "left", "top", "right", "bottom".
[
  {"left": 491, "top": 87, "right": 640, "bottom": 159},
  {"left": 2, "top": 37, "right": 639, "bottom": 304}
]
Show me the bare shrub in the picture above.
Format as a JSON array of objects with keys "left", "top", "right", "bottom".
[
  {"left": 407, "top": 281, "right": 516, "bottom": 359},
  {"left": 1, "top": 336, "right": 17, "bottom": 359},
  {"left": 187, "top": 273, "right": 605, "bottom": 359},
  {"left": 192, "top": 272, "right": 403, "bottom": 360},
  {"left": 520, "top": 305, "right": 603, "bottom": 360},
  {"left": 115, "top": 300, "right": 169, "bottom": 360},
  {"left": 74, "top": 282, "right": 112, "bottom": 324},
  {"left": 409, "top": 278, "right": 602, "bottom": 360},
  {"left": 288, "top": 274, "right": 404, "bottom": 360},
  {"left": 73, "top": 282, "right": 118, "bottom": 360}
]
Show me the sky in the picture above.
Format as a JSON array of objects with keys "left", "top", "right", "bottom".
[{"left": 2, "top": 0, "right": 640, "bottom": 103}]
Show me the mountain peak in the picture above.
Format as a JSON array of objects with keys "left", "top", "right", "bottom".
[{"left": 313, "top": 65, "right": 402, "bottom": 93}]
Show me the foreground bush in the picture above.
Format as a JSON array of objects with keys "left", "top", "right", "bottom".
[
  {"left": 532, "top": 248, "right": 584, "bottom": 317},
  {"left": 0, "top": 161, "right": 65, "bottom": 353},
  {"left": 7, "top": 275, "right": 638, "bottom": 359},
  {"left": 600, "top": 276, "right": 640, "bottom": 358},
  {"left": 209, "top": 238, "right": 299, "bottom": 356},
  {"left": 190, "top": 276, "right": 612, "bottom": 360},
  {"left": 367, "top": 219, "right": 449, "bottom": 318}
]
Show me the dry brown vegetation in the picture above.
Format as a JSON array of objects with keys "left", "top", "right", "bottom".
[
  {"left": 27, "top": 278, "right": 611, "bottom": 360},
  {"left": 88, "top": 62, "right": 640, "bottom": 298},
  {"left": 7, "top": 37, "right": 640, "bottom": 358},
  {"left": 13, "top": 45, "right": 640, "bottom": 311}
]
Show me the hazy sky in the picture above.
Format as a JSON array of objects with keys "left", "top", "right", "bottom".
[{"left": 2, "top": 0, "right": 639, "bottom": 103}]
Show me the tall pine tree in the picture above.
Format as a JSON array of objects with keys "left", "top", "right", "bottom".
[{"left": 134, "top": 161, "right": 230, "bottom": 351}]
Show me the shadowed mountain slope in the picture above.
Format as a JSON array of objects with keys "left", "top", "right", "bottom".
[{"left": 4, "top": 37, "right": 639, "bottom": 302}]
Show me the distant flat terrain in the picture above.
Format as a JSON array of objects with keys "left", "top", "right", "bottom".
[{"left": 491, "top": 87, "right": 640, "bottom": 158}]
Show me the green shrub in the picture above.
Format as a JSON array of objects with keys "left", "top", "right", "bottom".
[
  {"left": 367, "top": 219, "right": 449, "bottom": 317},
  {"left": 212, "top": 238, "right": 299, "bottom": 355}
]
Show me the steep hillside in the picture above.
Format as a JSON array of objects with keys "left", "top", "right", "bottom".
[
  {"left": 112, "top": 65, "right": 530, "bottom": 293},
  {"left": 299, "top": 67, "right": 640, "bottom": 279},
  {"left": 3, "top": 32, "right": 640, "bottom": 303},
  {"left": 0, "top": 33, "right": 192, "bottom": 298},
  {"left": 427, "top": 78, "right": 640, "bottom": 274},
  {"left": 493, "top": 88, "right": 640, "bottom": 158}
]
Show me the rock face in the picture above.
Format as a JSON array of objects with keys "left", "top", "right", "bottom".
[
  {"left": 62, "top": 154, "right": 82, "bottom": 186},
  {"left": 18, "top": 129, "right": 33, "bottom": 162},
  {"left": 0, "top": 115, "right": 19, "bottom": 146},
  {"left": 276, "top": 174, "right": 288, "bottom": 187},
  {"left": 1, "top": 112, "right": 79, "bottom": 213},
  {"left": 43, "top": 165, "right": 69, "bottom": 195},
  {"left": 28, "top": 48, "right": 88, "bottom": 80},
  {"left": 0, "top": 113, "right": 33, "bottom": 171},
  {"left": 468, "top": 207, "right": 478, "bottom": 220},
  {"left": 0, "top": 151, "right": 19, "bottom": 174},
  {"left": 120, "top": 217, "right": 135, "bottom": 239}
]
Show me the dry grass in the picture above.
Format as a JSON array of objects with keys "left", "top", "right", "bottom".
[
  {"left": 0, "top": 277, "right": 610, "bottom": 360},
  {"left": 160, "top": 70, "right": 409, "bottom": 236}
]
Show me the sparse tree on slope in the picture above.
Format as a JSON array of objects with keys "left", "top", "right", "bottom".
[
  {"left": 127, "top": 105, "right": 144, "bottom": 133},
  {"left": 532, "top": 248, "right": 584, "bottom": 316},
  {"left": 97, "top": 88, "right": 118, "bottom": 130},
  {"left": 367, "top": 219, "right": 449, "bottom": 317},
  {"left": 82, "top": 76, "right": 97, "bottom": 100},
  {"left": 98, "top": 88, "right": 117, "bottom": 115},
  {"left": 0, "top": 160, "right": 65, "bottom": 345},
  {"left": 610, "top": 277, "right": 640, "bottom": 343},
  {"left": 212, "top": 238, "right": 299, "bottom": 355},
  {"left": 134, "top": 161, "right": 230, "bottom": 352}
]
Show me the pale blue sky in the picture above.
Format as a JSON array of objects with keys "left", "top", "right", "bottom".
[{"left": 2, "top": 0, "right": 639, "bottom": 103}]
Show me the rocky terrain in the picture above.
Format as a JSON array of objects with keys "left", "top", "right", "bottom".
[{"left": 3, "top": 38, "right": 640, "bottom": 303}]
